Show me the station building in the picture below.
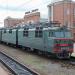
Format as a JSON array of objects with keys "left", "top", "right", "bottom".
[
  {"left": 4, "top": 17, "right": 24, "bottom": 28},
  {"left": 4, "top": 9, "right": 48, "bottom": 28},
  {"left": 48, "top": 0, "right": 75, "bottom": 28},
  {"left": 48, "top": 0, "right": 75, "bottom": 40},
  {"left": 24, "top": 11, "right": 48, "bottom": 24},
  {"left": 24, "top": 10, "right": 40, "bottom": 24}
]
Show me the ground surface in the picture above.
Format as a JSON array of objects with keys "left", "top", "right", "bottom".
[
  {"left": 0, "top": 63, "right": 13, "bottom": 75},
  {"left": 0, "top": 44, "right": 75, "bottom": 75}
]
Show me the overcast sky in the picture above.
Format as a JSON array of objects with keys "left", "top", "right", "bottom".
[{"left": 0, "top": 0, "right": 74, "bottom": 27}]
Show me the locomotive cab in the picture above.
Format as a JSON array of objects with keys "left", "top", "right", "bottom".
[
  {"left": 54, "top": 38, "right": 73, "bottom": 59},
  {"left": 53, "top": 27, "right": 73, "bottom": 59}
]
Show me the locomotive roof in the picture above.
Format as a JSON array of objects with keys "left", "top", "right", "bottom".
[
  {"left": 1, "top": 22, "right": 68, "bottom": 31},
  {"left": 2, "top": 26, "right": 68, "bottom": 31},
  {"left": 17, "top": 26, "right": 68, "bottom": 31}
]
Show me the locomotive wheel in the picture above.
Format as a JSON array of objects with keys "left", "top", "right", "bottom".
[
  {"left": 56, "top": 53, "right": 70, "bottom": 59},
  {"left": 30, "top": 48, "right": 34, "bottom": 52},
  {"left": 38, "top": 51, "right": 42, "bottom": 55},
  {"left": 56, "top": 53, "right": 63, "bottom": 59}
]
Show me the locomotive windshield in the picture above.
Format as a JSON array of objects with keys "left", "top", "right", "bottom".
[{"left": 55, "top": 31, "right": 72, "bottom": 38}]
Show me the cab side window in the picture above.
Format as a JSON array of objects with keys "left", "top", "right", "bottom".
[
  {"left": 9, "top": 29, "right": 12, "bottom": 33},
  {"left": 35, "top": 27, "right": 43, "bottom": 38},
  {"left": 49, "top": 31, "right": 55, "bottom": 37},
  {"left": 4, "top": 29, "right": 6, "bottom": 33},
  {"left": 23, "top": 28, "right": 29, "bottom": 37}
]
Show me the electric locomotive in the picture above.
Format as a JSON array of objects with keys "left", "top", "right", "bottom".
[
  {"left": 17, "top": 24, "right": 73, "bottom": 59},
  {"left": 0, "top": 23, "right": 73, "bottom": 59}
]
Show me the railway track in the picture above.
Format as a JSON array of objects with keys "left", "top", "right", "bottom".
[
  {"left": 0, "top": 52, "right": 38, "bottom": 75},
  {"left": 69, "top": 56, "right": 75, "bottom": 65},
  {"left": 51, "top": 56, "right": 75, "bottom": 68}
]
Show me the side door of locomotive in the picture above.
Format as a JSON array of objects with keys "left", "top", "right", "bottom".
[
  {"left": 43, "top": 29, "right": 49, "bottom": 51},
  {"left": 45, "top": 30, "right": 55, "bottom": 52}
]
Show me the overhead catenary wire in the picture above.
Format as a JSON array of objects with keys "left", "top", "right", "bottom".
[
  {"left": 15, "top": 0, "right": 32, "bottom": 10},
  {"left": 13, "top": 0, "right": 51, "bottom": 11},
  {"left": 0, "top": 0, "right": 52, "bottom": 12}
]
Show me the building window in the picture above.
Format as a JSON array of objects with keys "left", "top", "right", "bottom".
[
  {"left": 64, "top": 8, "right": 70, "bottom": 16},
  {"left": 35, "top": 27, "right": 43, "bottom": 38},
  {"left": 4, "top": 30, "right": 6, "bottom": 33},
  {"left": 73, "top": 22, "right": 75, "bottom": 27},
  {"left": 23, "top": 28, "right": 29, "bottom": 37},
  {"left": 64, "top": 21, "right": 68, "bottom": 27},
  {"left": 9, "top": 29, "right": 12, "bottom": 33},
  {"left": 74, "top": 9, "right": 75, "bottom": 16}
]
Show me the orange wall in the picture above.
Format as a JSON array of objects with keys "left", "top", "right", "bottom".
[
  {"left": 24, "top": 12, "right": 40, "bottom": 24},
  {"left": 49, "top": 2, "right": 75, "bottom": 27}
]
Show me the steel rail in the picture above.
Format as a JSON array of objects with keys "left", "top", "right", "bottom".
[{"left": 0, "top": 52, "right": 38, "bottom": 75}]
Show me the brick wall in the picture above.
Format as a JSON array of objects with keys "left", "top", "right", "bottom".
[
  {"left": 4, "top": 17, "right": 24, "bottom": 28},
  {"left": 24, "top": 12, "right": 40, "bottom": 24},
  {"left": 4, "top": 12, "right": 40, "bottom": 27},
  {"left": 48, "top": 0, "right": 75, "bottom": 28}
]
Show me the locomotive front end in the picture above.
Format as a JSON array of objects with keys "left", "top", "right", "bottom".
[
  {"left": 54, "top": 38, "right": 73, "bottom": 58},
  {"left": 53, "top": 28, "right": 73, "bottom": 59}
]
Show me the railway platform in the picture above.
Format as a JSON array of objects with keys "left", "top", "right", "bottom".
[
  {"left": 0, "top": 66, "right": 9, "bottom": 75},
  {"left": 0, "top": 62, "right": 12, "bottom": 75}
]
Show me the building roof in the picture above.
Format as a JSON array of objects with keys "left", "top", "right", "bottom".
[
  {"left": 4, "top": 16, "right": 23, "bottom": 20},
  {"left": 24, "top": 12, "right": 40, "bottom": 18},
  {"left": 48, "top": 0, "right": 75, "bottom": 7}
]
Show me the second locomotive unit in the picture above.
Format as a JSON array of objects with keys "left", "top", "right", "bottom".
[{"left": 0, "top": 23, "right": 73, "bottom": 59}]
